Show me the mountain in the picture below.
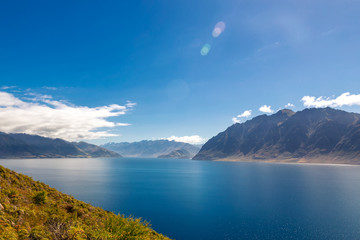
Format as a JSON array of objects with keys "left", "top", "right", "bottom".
[
  {"left": 73, "top": 141, "right": 121, "bottom": 158},
  {"left": 102, "top": 140, "right": 200, "bottom": 158},
  {"left": 0, "top": 132, "right": 120, "bottom": 158},
  {"left": 157, "top": 148, "right": 192, "bottom": 159},
  {"left": 0, "top": 165, "right": 168, "bottom": 239},
  {"left": 193, "top": 108, "right": 360, "bottom": 164}
]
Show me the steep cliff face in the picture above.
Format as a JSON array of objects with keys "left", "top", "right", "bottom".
[{"left": 193, "top": 108, "right": 360, "bottom": 164}]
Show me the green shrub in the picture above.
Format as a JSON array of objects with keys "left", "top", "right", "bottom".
[
  {"left": 68, "top": 226, "right": 87, "bottom": 240},
  {"left": 7, "top": 189, "right": 17, "bottom": 198},
  {"left": 29, "top": 226, "right": 50, "bottom": 240},
  {"left": 18, "top": 228, "right": 29, "bottom": 240},
  {"left": 33, "top": 191, "right": 47, "bottom": 205},
  {"left": 0, "top": 226, "right": 17, "bottom": 240}
]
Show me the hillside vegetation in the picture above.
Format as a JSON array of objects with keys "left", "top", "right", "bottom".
[{"left": 0, "top": 165, "right": 169, "bottom": 240}]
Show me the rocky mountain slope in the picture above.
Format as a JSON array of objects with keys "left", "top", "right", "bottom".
[
  {"left": 0, "top": 132, "right": 120, "bottom": 158},
  {"left": 193, "top": 108, "right": 360, "bottom": 164}
]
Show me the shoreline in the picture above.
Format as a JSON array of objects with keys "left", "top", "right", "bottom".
[
  {"left": 2, "top": 156, "right": 360, "bottom": 167},
  {"left": 212, "top": 157, "right": 360, "bottom": 166}
]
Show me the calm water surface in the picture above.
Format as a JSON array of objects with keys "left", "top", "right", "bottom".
[{"left": 1, "top": 158, "right": 360, "bottom": 240}]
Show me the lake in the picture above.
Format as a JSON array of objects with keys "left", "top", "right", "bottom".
[{"left": 1, "top": 157, "right": 360, "bottom": 240}]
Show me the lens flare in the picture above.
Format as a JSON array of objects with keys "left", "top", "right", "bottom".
[
  {"left": 200, "top": 44, "right": 211, "bottom": 56},
  {"left": 212, "top": 21, "right": 226, "bottom": 38}
]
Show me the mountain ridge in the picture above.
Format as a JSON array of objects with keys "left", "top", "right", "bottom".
[
  {"left": 193, "top": 108, "right": 360, "bottom": 164},
  {"left": 102, "top": 140, "right": 200, "bottom": 158},
  {"left": 0, "top": 132, "right": 120, "bottom": 158}
]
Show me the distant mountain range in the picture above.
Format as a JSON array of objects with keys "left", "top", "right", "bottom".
[
  {"left": 102, "top": 140, "right": 200, "bottom": 158},
  {"left": 193, "top": 108, "right": 360, "bottom": 164},
  {"left": 0, "top": 132, "right": 120, "bottom": 158}
]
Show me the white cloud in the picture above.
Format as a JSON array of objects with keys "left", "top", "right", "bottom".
[
  {"left": 301, "top": 92, "right": 360, "bottom": 108},
  {"left": 164, "top": 135, "right": 206, "bottom": 145},
  {"left": 237, "top": 110, "right": 252, "bottom": 118},
  {"left": 232, "top": 110, "right": 252, "bottom": 123},
  {"left": 259, "top": 105, "right": 274, "bottom": 113},
  {"left": 0, "top": 86, "right": 16, "bottom": 90},
  {"left": 232, "top": 117, "right": 241, "bottom": 124},
  {"left": 0, "top": 91, "right": 24, "bottom": 106},
  {"left": 285, "top": 103, "right": 295, "bottom": 108},
  {"left": 0, "top": 91, "right": 134, "bottom": 141},
  {"left": 125, "top": 101, "right": 136, "bottom": 108},
  {"left": 42, "top": 86, "right": 57, "bottom": 90}
]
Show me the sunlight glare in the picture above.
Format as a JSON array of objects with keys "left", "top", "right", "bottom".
[
  {"left": 212, "top": 21, "right": 226, "bottom": 38},
  {"left": 200, "top": 44, "right": 211, "bottom": 56}
]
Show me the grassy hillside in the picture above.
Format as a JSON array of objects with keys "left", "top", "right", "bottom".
[{"left": 0, "top": 165, "right": 169, "bottom": 240}]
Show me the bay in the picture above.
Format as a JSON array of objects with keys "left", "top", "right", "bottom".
[{"left": 1, "top": 158, "right": 360, "bottom": 240}]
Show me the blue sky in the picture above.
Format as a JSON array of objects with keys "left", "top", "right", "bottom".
[{"left": 1, "top": 0, "right": 360, "bottom": 144}]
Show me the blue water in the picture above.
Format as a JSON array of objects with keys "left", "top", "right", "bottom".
[{"left": 1, "top": 158, "right": 360, "bottom": 240}]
